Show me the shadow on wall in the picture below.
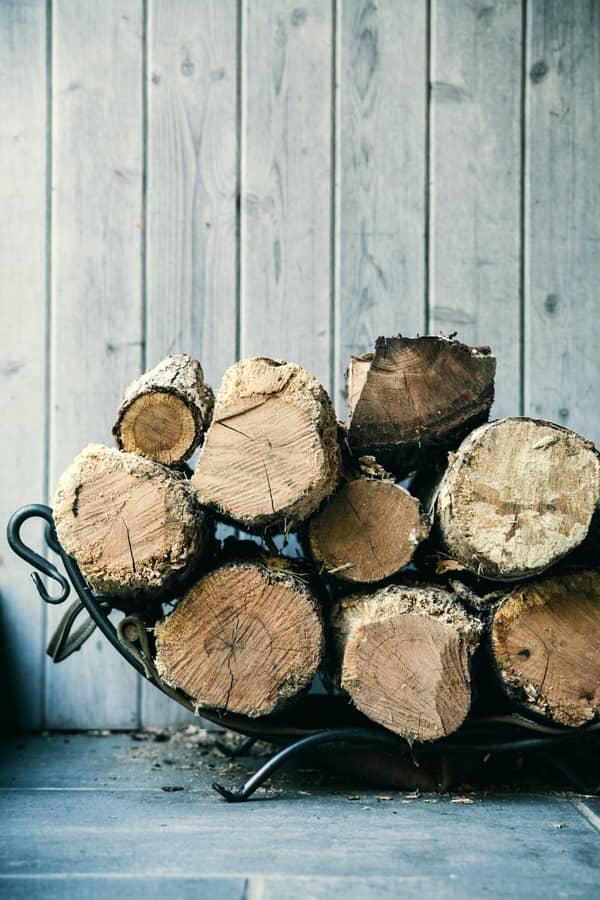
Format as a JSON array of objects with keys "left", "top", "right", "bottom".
[{"left": 0, "top": 593, "right": 22, "bottom": 734}]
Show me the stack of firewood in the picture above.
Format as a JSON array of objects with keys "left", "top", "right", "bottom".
[{"left": 52, "top": 337, "right": 600, "bottom": 742}]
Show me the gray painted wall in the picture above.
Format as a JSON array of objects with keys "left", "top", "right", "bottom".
[{"left": 1, "top": 0, "right": 599, "bottom": 728}]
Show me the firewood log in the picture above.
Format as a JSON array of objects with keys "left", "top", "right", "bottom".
[
  {"left": 154, "top": 559, "right": 324, "bottom": 717},
  {"left": 491, "top": 571, "right": 600, "bottom": 727},
  {"left": 307, "top": 475, "right": 430, "bottom": 583},
  {"left": 113, "top": 354, "right": 214, "bottom": 465},
  {"left": 331, "top": 584, "right": 482, "bottom": 741},
  {"left": 436, "top": 417, "right": 600, "bottom": 581},
  {"left": 53, "top": 444, "right": 208, "bottom": 598},
  {"left": 192, "top": 357, "right": 341, "bottom": 531},
  {"left": 347, "top": 335, "right": 496, "bottom": 475}
]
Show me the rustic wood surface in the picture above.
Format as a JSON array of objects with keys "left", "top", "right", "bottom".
[{"left": 1, "top": 1, "right": 599, "bottom": 728}]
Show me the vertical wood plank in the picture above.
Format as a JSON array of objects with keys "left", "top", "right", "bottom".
[
  {"left": 336, "top": 0, "right": 427, "bottom": 413},
  {"left": 525, "top": 0, "right": 600, "bottom": 442},
  {"left": 429, "top": 0, "right": 522, "bottom": 418},
  {"left": 0, "top": 0, "right": 47, "bottom": 729},
  {"left": 142, "top": 0, "right": 239, "bottom": 727},
  {"left": 48, "top": 1, "right": 143, "bottom": 729},
  {"left": 241, "top": 0, "right": 333, "bottom": 392}
]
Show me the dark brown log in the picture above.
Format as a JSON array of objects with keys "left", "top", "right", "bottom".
[
  {"left": 347, "top": 335, "right": 496, "bottom": 475},
  {"left": 436, "top": 417, "right": 600, "bottom": 581},
  {"left": 154, "top": 559, "right": 325, "bottom": 717},
  {"left": 491, "top": 571, "right": 600, "bottom": 727},
  {"left": 331, "top": 584, "right": 482, "bottom": 741},
  {"left": 53, "top": 444, "right": 208, "bottom": 598},
  {"left": 307, "top": 476, "right": 430, "bottom": 583},
  {"left": 192, "top": 357, "right": 341, "bottom": 531},
  {"left": 113, "top": 354, "right": 214, "bottom": 465}
]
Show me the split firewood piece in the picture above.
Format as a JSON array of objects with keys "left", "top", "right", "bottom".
[
  {"left": 491, "top": 571, "right": 600, "bottom": 727},
  {"left": 347, "top": 335, "right": 496, "bottom": 475},
  {"left": 192, "top": 357, "right": 341, "bottom": 530},
  {"left": 155, "top": 559, "right": 325, "bottom": 717},
  {"left": 113, "top": 354, "right": 214, "bottom": 465},
  {"left": 307, "top": 476, "right": 430, "bottom": 583},
  {"left": 436, "top": 417, "right": 600, "bottom": 581},
  {"left": 331, "top": 584, "right": 482, "bottom": 741},
  {"left": 53, "top": 444, "right": 208, "bottom": 598}
]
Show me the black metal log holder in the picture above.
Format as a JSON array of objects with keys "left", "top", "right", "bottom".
[{"left": 7, "top": 504, "right": 600, "bottom": 802}]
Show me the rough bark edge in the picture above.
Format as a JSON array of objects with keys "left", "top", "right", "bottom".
[
  {"left": 154, "top": 558, "right": 326, "bottom": 718},
  {"left": 113, "top": 354, "right": 214, "bottom": 462},
  {"left": 194, "top": 357, "right": 342, "bottom": 531},
  {"left": 346, "top": 335, "right": 496, "bottom": 475},
  {"left": 435, "top": 417, "right": 600, "bottom": 581},
  {"left": 53, "top": 443, "right": 208, "bottom": 599}
]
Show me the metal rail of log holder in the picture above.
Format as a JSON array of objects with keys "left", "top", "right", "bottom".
[{"left": 6, "top": 504, "right": 600, "bottom": 802}]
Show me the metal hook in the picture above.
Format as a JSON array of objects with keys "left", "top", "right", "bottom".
[{"left": 6, "top": 504, "right": 70, "bottom": 605}]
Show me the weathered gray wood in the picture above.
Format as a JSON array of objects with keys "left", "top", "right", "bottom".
[
  {"left": 240, "top": 0, "right": 333, "bottom": 391},
  {"left": 336, "top": 1, "right": 427, "bottom": 414},
  {"left": 429, "top": 0, "right": 522, "bottom": 418},
  {"left": 0, "top": 0, "right": 47, "bottom": 729},
  {"left": 47, "top": 1, "right": 142, "bottom": 728},
  {"left": 525, "top": 0, "right": 600, "bottom": 443},
  {"left": 142, "top": 0, "right": 239, "bottom": 728}
]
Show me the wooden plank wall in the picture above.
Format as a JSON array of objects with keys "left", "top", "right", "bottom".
[{"left": 1, "top": 0, "right": 598, "bottom": 729}]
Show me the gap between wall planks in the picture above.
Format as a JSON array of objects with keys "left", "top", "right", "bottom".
[{"left": 1, "top": 0, "right": 600, "bottom": 728}]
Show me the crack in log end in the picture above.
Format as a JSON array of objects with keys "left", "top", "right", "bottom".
[
  {"left": 71, "top": 483, "right": 82, "bottom": 518},
  {"left": 263, "top": 462, "right": 276, "bottom": 514},
  {"left": 215, "top": 420, "right": 253, "bottom": 440},
  {"left": 122, "top": 518, "right": 136, "bottom": 574}
]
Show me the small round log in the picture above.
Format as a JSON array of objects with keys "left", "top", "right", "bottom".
[
  {"left": 155, "top": 560, "right": 325, "bottom": 717},
  {"left": 113, "top": 354, "right": 214, "bottom": 465},
  {"left": 347, "top": 335, "right": 496, "bottom": 475},
  {"left": 491, "top": 571, "right": 600, "bottom": 727},
  {"left": 192, "top": 357, "right": 341, "bottom": 530},
  {"left": 308, "top": 477, "right": 430, "bottom": 583},
  {"left": 331, "top": 584, "right": 482, "bottom": 741},
  {"left": 436, "top": 417, "right": 600, "bottom": 581},
  {"left": 53, "top": 444, "right": 208, "bottom": 598}
]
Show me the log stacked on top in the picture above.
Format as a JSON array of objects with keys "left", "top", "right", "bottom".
[{"left": 52, "top": 338, "right": 600, "bottom": 740}]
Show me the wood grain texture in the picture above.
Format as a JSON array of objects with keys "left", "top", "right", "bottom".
[
  {"left": 240, "top": 0, "right": 333, "bottom": 391},
  {"left": 48, "top": 1, "right": 143, "bottom": 728},
  {"left": 142, "top": 0, "right": 239, "bottom": 727},
  {"left": 0, "top": 0, "right": 47, "bottom": 729},
  {"left": 336, "top": 0, "right": 427, "bottom": 413},
  {"left": 524, "top": 0, "right": 600, "bottom": 443},
  {"left": 429, "top": 0, "right": 522, "bottom": 419}
]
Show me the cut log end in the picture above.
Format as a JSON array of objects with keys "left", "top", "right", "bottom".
[
  {"left": 193, "top": 358, "right": 341, "bottom": 530},
  {"left": 347, "top": 335, "right": 496, "bottom": 475},
  {"left": 113, "top": 354, "right": 213, "bottom": 465},
  {"left": 116, "top": 391, "right": 198, "bottom": 465},
  {"left": 436, "top": 417, "right": 600, "bottom": 581},
  {"left": 308, "top": 478, "right": 430, "bottom": 583},
  {"left": 492, "top": 571, "right": 600, "bottom": 727},
  {"left": 155, "top": 560, "right": 325, "bottom": 718},
  {"left": 53, "top": 444, "right": 206, "bottom": 598},
  {"left": 332, "top": 585, "right": 481, "bottom": 742}
]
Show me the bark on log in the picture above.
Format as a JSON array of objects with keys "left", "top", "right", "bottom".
[
  {"left": 347, "top": 335, "right": 496, "bottom": 475},
  {"left": 113, "top": 354, "right": 214, "bottom": 465},
  {"left": 491, "top": 571, "right": 600, "bottom": 727},
  {"left": 192, "top": 357, "right": 341, "bottom": 530},
  {"left": 331, "top": 584, "right": 482, "bottom": 741},
  {"left": 155, "top": 559, "right": 325, "bottom": 717},
  {"left": 53, "top": 444, "right": 208, "bottom": 598},
  {"left": 307, "top": 476, "right": 430, "bottom": 583},
  {"left": 436, "top": 417, "right": 600, "bottom": 581}
]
